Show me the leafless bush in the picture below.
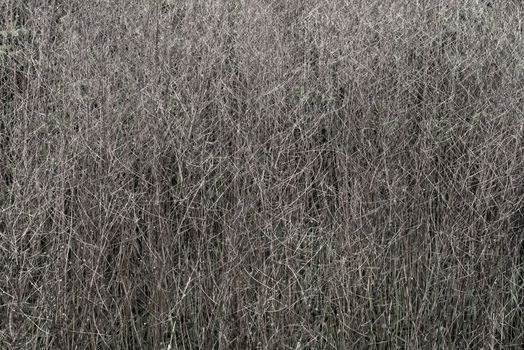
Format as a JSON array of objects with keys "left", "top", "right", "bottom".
[{"left": 1, "top": 0, "right": 523, "bottom": 349}]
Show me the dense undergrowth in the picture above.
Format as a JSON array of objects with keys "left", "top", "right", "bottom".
[{"left": 1, "top": 0, "right": 523, "bottom": 349}]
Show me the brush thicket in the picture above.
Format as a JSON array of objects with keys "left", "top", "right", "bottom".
[{"left": 1, "top": 0, "right": 523, "bottom": 349}]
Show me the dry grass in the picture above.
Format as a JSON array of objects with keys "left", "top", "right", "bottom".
[{"left": 1, "top": 0, "right": 524, "bottom": 349}]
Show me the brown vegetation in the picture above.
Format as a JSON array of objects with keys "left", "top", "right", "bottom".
[{"left": 1, "top": 0, "right": 523, "bottom": 349}]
